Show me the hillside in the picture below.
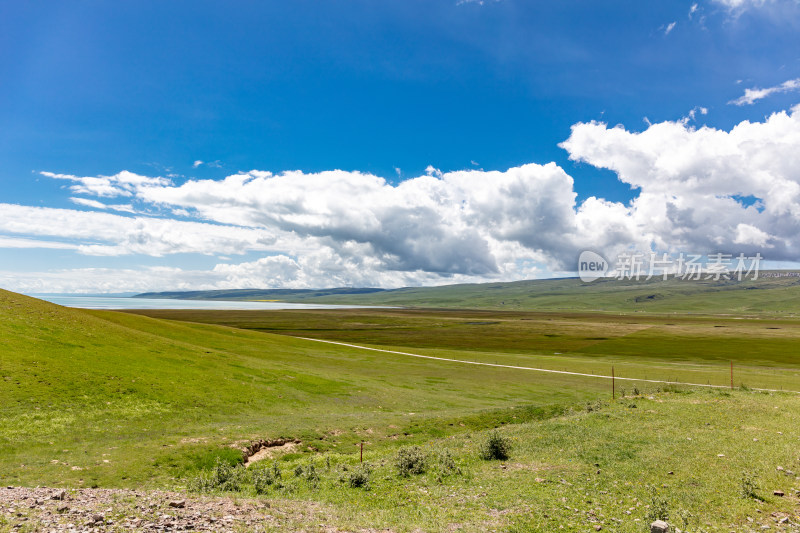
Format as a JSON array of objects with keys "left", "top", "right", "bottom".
[
  {"left": 3, "top": 289, "right": 800, "bottom": 531},
  {"left": 134, "top": 272, "right": 800, "bottom": 315},
  {"left": 0, "top": 288, "right": 602, "bottom": 489}
]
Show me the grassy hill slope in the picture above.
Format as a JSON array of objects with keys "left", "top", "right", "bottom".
[{"left": 0, "top": 289, "right": 601, "bottom": 489}]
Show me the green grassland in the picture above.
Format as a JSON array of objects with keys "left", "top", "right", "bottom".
[
  {"left": 0, "top": 289, "right": 603, "bottom": 490},
  {"left": 129, "top": 308, "right": 800, "bottom": 392},
  {"left": 3, "top": 288, "right": 800, "bottom": 531},
  {"left": 136, "top": 273, "right": 800, "bottom": 315}
]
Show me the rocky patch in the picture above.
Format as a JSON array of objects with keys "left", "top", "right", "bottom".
[{"left": 1, "top": 486, "right": 282, "bottom": 532}]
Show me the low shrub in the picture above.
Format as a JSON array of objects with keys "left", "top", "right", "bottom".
[
  {"left": 740, "top": 471, "right": 759, "bottom": 500},
  {"left": 294, "top": 462, "right": 320, "bottom": 486},
  {"left": 644, "top": 488, "right": 669, "bottom": 522},
  {"left": 347, "top": 464, "right": 371, "bottom": 489},
  {"left": 479, "top": 431, "right": 511, "bottom": 461},
  {"left": 190, "top": 457, "right": 247, "bottom": 493},
  {"left": 252, "top": 462, "right": 282, "bottom": 494},
  {"left": 432, "top": 449, "right": 462, "bottom": 481},
  {"left": 396, "top": 446, "right": 427, "bottom": 477}
]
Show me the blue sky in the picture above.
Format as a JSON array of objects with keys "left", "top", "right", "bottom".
[{"left": 2, "top": 0, "right": 800, "bottom": 293}]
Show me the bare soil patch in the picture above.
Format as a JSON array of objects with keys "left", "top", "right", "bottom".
[{"left": 241, "top": 438, "right": 301, "bottom": 466}]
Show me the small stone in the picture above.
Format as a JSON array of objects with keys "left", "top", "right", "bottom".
[
  {"left": 773, "top": 490, "right": 784, "bottom": 497},
  {"left": 667, "top": 471, "right": 674, "bottom": 475},
  {"left": 651, "top": 520, "right": 670, "bottom": 533},
  {"left": 594, "top": 525, "right": 602, "bottom": 531},
  {"left": 169, "top": 500, "right": 185, "bottom": 509},
  {"left": 717, "top": 454, "right": 725, "bottom": 458},
  {"left": 535, "top": 477, "right": 546, "bottom": 483},
  {"left": 51, "top": 490, "right": 66, "bottom": 501},
  {"left": 56, "top": 505, "right": 68, "bottom": 513}
]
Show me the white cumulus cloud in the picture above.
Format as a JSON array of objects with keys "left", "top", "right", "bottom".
[
  {"left": 560, "top": 104, "right": 800, "bottom": 260},
  {"left": 4, "top": 104, "right": 800, "bottom": 293}
]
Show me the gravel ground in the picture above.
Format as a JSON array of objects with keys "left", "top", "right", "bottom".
[{"left": 0, "top": 486, "right": 334, "bottom": 532}]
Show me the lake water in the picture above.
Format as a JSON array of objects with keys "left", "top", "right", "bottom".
[{"left": 36, "top": 295, "right": 389, "bottom": 311}]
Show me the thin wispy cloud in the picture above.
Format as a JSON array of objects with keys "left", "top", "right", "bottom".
[
  {"left": 664, "top": 21, "right": 677, "bottom": 34},
  {"left": 456, "top": 0, "right": 501, "bottom": 6},
  {"left": 712, "top": 0, "right": 770, "bottom": 10},
  {"left": 42, "top": 171, "right": 169, "bottom": 198},
  {"left": 192, "top": 160, "right": 223, "bottom": 169},
  {"left": 70, "top": 197, "right": 136, "bottom": 213},
  {"left": 711, "top": 0, "right": 800, "bottom": 17},
  {"left": 70, "top": 197, "right": 108, "bottom": 210},
  {"left": 681, "top": 105, "right": 709, "bottom": 123},
  {"left": 0, "top": 236, "right": 78, "bottom": 251},
  {"left": 729, "top": 78, "right": 800, "bottom": 105},
  {"left": 712, "top": 0, "right": 773, "bottom": 12}
]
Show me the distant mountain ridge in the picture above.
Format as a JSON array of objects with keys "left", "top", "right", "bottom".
[
  {"left": 134, "top": 272, "right": 800, "bottom": 315},
  {"left": 135, "top": 287, "right": 386, "bottom": 300}
]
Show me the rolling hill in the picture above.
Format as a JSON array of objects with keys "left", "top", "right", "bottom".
[{"left": 0, "top": 288, "right": 600, "bottom": 489}]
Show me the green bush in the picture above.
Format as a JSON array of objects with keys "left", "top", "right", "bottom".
[
  {"left": 190, "top": 457, "right": 248, "bottom": 493},
  {"left": 396, "top": 446, "right": 427, "bottom": 477},
  {"left": 740, "top": 471, "right": 759, "bottom": 500},
  {"left": 346, "top": 465, "right": 371, "bottom": 489},
  {"left": 645, "top": 488, "right": 669, "bottom": 522},
  {"left": 252, "top": 462, "right": 282, "bottom": 494},
  {"left": 294, "top": 462, "right": 320, "bottom": 486},
  {"left": 479, "top": 431, "right": 511, "bottom": 461},
  {"left": 432, "top": 449, "right": 462, "bottom": 481}
]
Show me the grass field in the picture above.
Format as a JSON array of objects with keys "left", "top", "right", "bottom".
[
  {"left": 3, "top": 288, "right": 800, "bottom": 531},
  {"left": 128, "top": 308, "right": 800, "bottom": 392}
]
